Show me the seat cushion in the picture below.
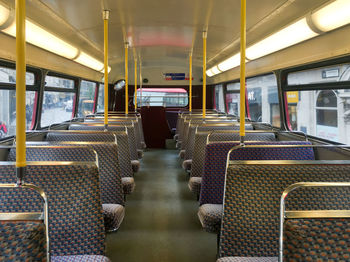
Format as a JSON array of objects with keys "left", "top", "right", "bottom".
[
  {"left": 102, "top": 204, "right": 125, "bottom": 232},
  {"left": 198, "top": 204, "right": 222, "bottom": 234},
  {"left": 176, "top": 141, "right": 182, "bottom": 149},
  {"left": 131, "top": 160, "right": 140, "bottom": 173},
  {"left": 174, "top": 134, "right": 179, "bottom": 141},
  {"left": 182, "top": 159, "right": 192, "bottom": 172},
  {"left": 217, "top": 258, "right": 278, "bottom": 262},
  {"left": 52, "top": 255, "right": 111, "bottom": 262},
  {"left": 179, "top": 150, "right": 185, "bottom": 159},
  {"left": 188, "top": 177, "right": 202, "bottom": 195},
  {"left": 137, "top": 149, "right": 144, "bottom": 159},
  {"left": 122, "top": 177, "right": 135, "bottom": 195},
  {"left": 141, "top": 142, "right": 147, "bottom": 149}
]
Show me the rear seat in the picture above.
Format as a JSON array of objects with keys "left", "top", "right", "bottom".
[
  {"left": 217, "top": 160, "right": 350, "bottom": 261},
  {"left": 69, "top": 124, "right": 141, "bottom": 173},
  {"left": 199, "top": 141, "right": 313, "bottom": 234},
  {"left": 188, "top": 129, "right": 262, "bottom": 197},
  {"left": 0, "top": 162, "right": 109, "bottom": 261},
  {"left": 8, "top": 146, "right": 125, "bottom": 231}
]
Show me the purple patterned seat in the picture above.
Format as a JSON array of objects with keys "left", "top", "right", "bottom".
[
  {"left": 217, "top": 258, "right": 278, "bottom": 262},
  {"left": 189, "top": 132, "right": 273, "bottom": 197},
  {"left": 218, "top": 161, "right": 350, "bottom": 259},
  {"left": 198, "top": 141, "right": 314, "bottom": 234},
  {"left": 0, "top": 163, "right": 109, "bottom": 260},
  {"left": 8, "top": 146, "right": 125, "bottom": 231}
]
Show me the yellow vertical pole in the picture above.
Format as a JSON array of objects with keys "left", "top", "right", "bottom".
[
  {"left": 103, "top": 10, "right": 109, "bottom": 128},
  {"left": 134, "top": 58, "right": 137, "bottom": 111},
  {"left": 202, "top": 31, "right": 207, "bottom": 119},
  {"left": 16, "top": 0, "right": 26, "bottom": 182},
  {"left": 240, "top": 0, "right": 246, "bottom": 142},
  {"left": 189, "top": 53, "right": 192, "bottom": 112},
  {"left": 125, "top": 43, "right": 129, "bottom": 115}
]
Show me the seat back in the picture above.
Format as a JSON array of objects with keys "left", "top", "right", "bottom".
[
  {"left": 0, "top": 162, "right": 105, "bottom": 256},
  {"left": 219, "top": 161, "right": 350, "bottom": 258},
  {"left": 200, "top": 141, "right": 313, "bottom": 206}
]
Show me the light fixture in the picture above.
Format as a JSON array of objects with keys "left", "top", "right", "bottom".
[
  {"left": 3, "top": 20, "right": 79, "bottom": 60},
  {"left": 74, "top": 52, "right": 105, "bottom": 71},
  {"left": 211, "top": 66, "right": 221, "bottom": 75},
  {"left": 217, "top": 53, "right": 241, "bottom": 72},
  {"left": 246, "top": 18, "right": 318, "bottom": 60},
  {"left": 100, "top": 66, "right": 112, "bottom": 73},
  {"left": 0, "top": 3, "right": 10, "bottom": 27},
  {"left": 206, "top": 68, "right": 215, "bottom": 77},
  {"left": 311, "top": 0, "right": 350, "bottom": 32}
]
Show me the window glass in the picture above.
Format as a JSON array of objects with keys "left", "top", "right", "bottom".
[
  {"left": 41, "top": 92, "right": 75, "bottom": 127},
  {"left": 97, "top": 84, "right": 105, "bottom": 113},
  {"left": 0, "top": 90, "right": 36, "bottom": 138},
  {"left": 247, "top": 74, "right": 280, "bottom": 126},
  {"left": 227, "top": 82, "right": 240, "bottom": 91},
  {"left": 286, "top": 89, "right": 350, "bottom": 144},
  {"left": 45, "top": 75, "right": 74, "bottom": 89},
  {"left": 0, "top": 67, "right": 35, "bottom": 85},
  {"left": 287, "top": 64, "right": 350, "bottom": 85},
  {"left": 135, "top": 88, "right": 188, "bottom": 107},
  {"left": 78, "top": 80, "right": 96, "bottom": 117},
  {"left": 214, "top": 85, "right": 225, "bottom": 112},
  {"left": 225, "top": 93, "right": 240, "bottom": 116}
]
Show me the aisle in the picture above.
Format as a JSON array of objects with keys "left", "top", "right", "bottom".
[{"left": 106, "top": 149, "right": 217, "bottom": 262}]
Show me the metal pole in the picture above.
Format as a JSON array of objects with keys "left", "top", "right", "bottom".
[
  {"left": 202, "top": 31, "right": 207, "bottom": 119},
  {"left": 134, "top": 58, "right": 137, "bottom": 111},
  {"left": 125, "top": 42, "right": 129, "bottom": 115},
  {"left": 103, "top": 10, "right": 109, "bottom": 129},
  {"left": 239, "top": 0, "right": 246, "bottom": 143},
  {"left": 16, "top": 0, "right": 26, "bottom": 184},
  {"left": 189, "top": 53, "right": 192, "bottom": 112}
]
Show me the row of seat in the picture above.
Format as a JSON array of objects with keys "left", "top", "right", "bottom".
[
  {"left": 174, "top": 110, "right": 350, "bottom": 261},
  {"left": 0, "top": 112, "right": 145, "bottom": 261}
]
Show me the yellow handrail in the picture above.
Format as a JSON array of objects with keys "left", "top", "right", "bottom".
[
  {"left": 103, "top": 10, "right": 109, "bottom": 128},
  {"left": 16, "top": 0, "right": 26, "bottom": 176},
  {"left": 202, "top": 31, "right": 207, "bottom": 119},
  {"left": 189, "top": 53, "right": 192, "bottom": 112},
  {"left": 240, "top": 0, "right": 246, "bottom": 141},
  {"left": 134, "top": 58, "right": 137, "bottom": 111},
  {"left": 125, "top": 42, "right": 129, "bottom": 115}
]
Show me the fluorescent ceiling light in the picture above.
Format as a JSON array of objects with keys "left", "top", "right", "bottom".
[
  {"left": 246, "top": 18, "right": 318, "bottom": 60},
  {"left": 217, "top": 53, "right": 241, "bottom": 72},
  {"left": 0, "top": 3, "right": 10, "bottom": 27},
  {"left": 312, "top": 0, "right": 350, "bottom": 32},
  {"left": 211, "top": 66, "right": 221, "bottom": 75},
  {"left": 100, "top": 66, "right": 112, "bottom": 73},
  {"left": 3, "top": 20, "right": 79, "bottom": 60},
  {"left": 74, "top": 52, "right": 104, "bottom": 71},
  {"left": 206, "top": 68, "right": 215, "bottom": 77}
]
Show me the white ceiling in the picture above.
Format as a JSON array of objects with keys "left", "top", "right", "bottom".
[{"left": 3, "top": 0, "right": 332, "bottom": 82}]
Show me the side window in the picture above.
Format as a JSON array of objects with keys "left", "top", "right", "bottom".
[
  {"left": 78, "top": 80, "right": 97, "bottom": 117},
  {"left": 285, "top": 63, "right": 350, "bottom": 144},
  {"left": 135, "top": 88, "right": 188, "bottom": 107},
  {"left": 41, "top": 75, "right": 76, "bottom": 127},
  {"left": 97, "top": 84, "right": 104, "bottom": 113},
  {"left": 214, "top": 85, "right": 225, "bottom": 112}
]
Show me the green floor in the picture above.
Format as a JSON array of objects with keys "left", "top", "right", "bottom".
[{"left": 106, "top": 148, "right": 217, "bottom": 262}]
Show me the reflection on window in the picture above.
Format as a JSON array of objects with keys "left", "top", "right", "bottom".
[
  {"left": 0, "top": 67, "right": 35, "bottom": 85},
  {"left": 215, "top": 85, "right": 225, "bottom": 112},
  {"left": 287, "top": 64, "right": 350, "bottom": 85},
  {"left": 78, "top": 80, "right": 96, "bottom": 117},
  {"left": 286, "top": 89, "right": 350, "bottom": 144},
  {"left": 45, "top": 75, "right": 74, "bottom": 89},
  {"left": 226, "top": 93, "right": 240, "bottom": 116},
  {"left": 135, "top": 88, "right": 188, "bottom": 107},
  {"left": 0, "top": 90, "right": 36, "bottom": 138},
  {"left": 97, "top": 84, "right": 104, "bottom": 112},
  {"left": 41, "top": 92, "right": 75, "bottom": 127}
]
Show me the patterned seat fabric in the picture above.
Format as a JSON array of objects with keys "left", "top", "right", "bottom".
[
  {"left": 219, "top": 163, "right": 350, "bottom": 258},
  {"left": 182, "top": 159, "right": 192, "bottom": 172},
  {"left": 102, "top": 204, "right": 125, "bottom": 232},
  {"left": 200, "top": 141, "right": 313, "bottom": 206},
  {"left": 0, "top": 221, "right": 47, "bottom": 261},
  {"left": 198, "top": 204, "right": 222, "bottom": 233},
  {"left": 131, "top": 160, "right": 140, "bottom": 173},
  {"left": 217, "top": 258, "right": 278, "bottom": 262},
  {"left": 283, "top": 218, "right": 350, "bottom": 261},
  {"left": 52, "top": 255, "right": 111, "bottom": 261},
  {"left": 0, "top": 164, "right": 105, "bottom": 256},
  {"left": 122, "top": 177, "right": 135, "bottom": 194},
  {"left": 188, "top": 177, "right": 202, "bottom": 196}
]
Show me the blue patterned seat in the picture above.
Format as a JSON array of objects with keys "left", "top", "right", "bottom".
[
  {"left": 217, "top": 258, "right": 278, "bottom": 262},
  {"left": 0, "top": 163, "right": 108, "bottom": 260},
  {"left": 52, "top": 255, "right": 111, "bottom": 261},
  {"left": 199, "top": 141, "right": 314, "bottom": 234},
  {"left": 189, "top": 132, "right": 273, "bottom": 197},
  {"left": 8, "top": 146, "right": 125, "bottom": 231},
  {"left": 218, "top": 162, "right": 350, "bottom": 259}
]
